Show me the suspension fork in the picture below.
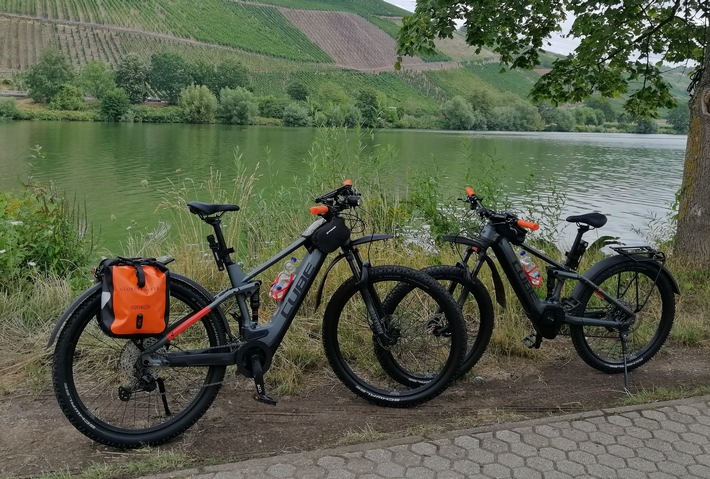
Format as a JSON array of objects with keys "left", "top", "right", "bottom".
[{"left": 343, "top": 248, "right": 394, "bottom": 344}]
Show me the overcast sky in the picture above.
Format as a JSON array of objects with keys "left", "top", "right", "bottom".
[{"left": 383, "top": 0, "right": 578, "bottom": 55}]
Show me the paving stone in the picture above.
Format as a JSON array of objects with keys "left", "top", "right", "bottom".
[
  {"left": 422, "top": 455, "right": 451, "bottom": 472},
  {"left": 451, "top": 459, "right": 481, "bottom": 477},
  {"left": 512, "top": 467, "right": 542, "bottom": 479},
  {"left": 343, "top": 458, "right": 374, "bottom": 475},
  {"left": 453, "top": 435, "right": 479, "bottom": 450},
  {"left": 480, "top": 437, "right": 510, "bottom": 454},
  {"left": 267, "top": 464, "right": 297, "bottom": 478},
  {"left": 555, "top": 459, "right": 586, "bottom": 476},
  {"left": 451, "top": 459, "right": 481, "bottom": 476},
  {"left": 625, "top": 456, "right": 660, "bottom": 473},
  {"left": 481, "top": 463, "right": 512, "bottom": 479},
  {"left": 613, "top": 468, "right": 648, "bottom": 479},
  {"left": 549, "top": 436, "right": 578, "bottom": 451},
  {"left": 393, "top": 449, "right": 423, "bottom": 468},
  {"left": 497, "top": 453, "right": 524, "bottom": 469},
  {"left": 411, "top": 442, "right": 437, "bottom": 456},
  {"left": 364, "top": 449, "right": 392, "bottom": 463},
  {"left": 375, "top": 462, "right": 405, "bottom": 477},
  {"left": 568, "top": 450, "right": 597, "bottom": 466},
  {"left": 405, "top": 467, "right": 435, "bottom": 479},
  {"left": 606, "top": 444, "right": 636, "bottom": 459}
]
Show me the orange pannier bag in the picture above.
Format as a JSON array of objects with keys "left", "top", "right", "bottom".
[{"left": 96, "top": 257, "right": 170, "bottom": 337}]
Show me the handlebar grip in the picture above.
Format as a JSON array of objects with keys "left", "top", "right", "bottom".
[
  {"left": 343, "top": 179, "right": 353, "bottom": 186},
  {"left": 465, "top": 187, "right": 475, "bottom": 196},
  {"left": 310, "top": 205, "right": 329, "bottom": 215},
  {"left": 517, "top": 219, "right": 540, "bottom": 231}
]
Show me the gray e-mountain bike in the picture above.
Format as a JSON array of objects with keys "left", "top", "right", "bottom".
[
  {"left": 48, "top": 181, "right": 466, "bottom": 448},
  {"left": 392, "top": 186, "right": 679, "bottom": 389}
]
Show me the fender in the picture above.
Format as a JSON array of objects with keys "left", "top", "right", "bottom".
[
  {"left": 441, "top": 235, "right": 507, "bottom": 308},
  {"left": 46, "top": 272, "right": 231, "bottom": 348},
  {"left": 313, "top": 234, "right": 394, "bottom": 310},
  {"left": 570, "top": 254, "right": 680, "bottom": 305}
]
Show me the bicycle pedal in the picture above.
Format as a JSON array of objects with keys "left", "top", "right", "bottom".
[
  {"left": 254, "top": 393, "right": 278, "bottom": 406},
  {"left": 522, "top": 333, "right": 542, "bottom": 349}
]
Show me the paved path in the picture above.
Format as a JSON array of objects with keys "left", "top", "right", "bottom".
[{"left": 140, "top": 395, "right": 710, "bottom": 479}]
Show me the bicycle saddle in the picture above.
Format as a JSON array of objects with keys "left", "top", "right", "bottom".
[
  {"left": 187, "top": 201, "right": 240, "bottom": 216},
  {"left": 565, "top": 212, "right": 607, "bottom": 228}
]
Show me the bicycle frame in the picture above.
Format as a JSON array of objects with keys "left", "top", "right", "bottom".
[
  {"left": 140, "top": 217, "right": 390, "bottom": 371},
  {"left": 462, "top": 223, "right": 636, "bottom": 330}
]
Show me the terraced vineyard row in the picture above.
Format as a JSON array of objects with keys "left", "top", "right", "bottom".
[
  {"left": 240, "top": 0, "right": 408, "bottom": 17},
  {"left": 0, "top": 17, "right": 331, "bottom": 73},
  {"left": 0, "top": 0, "right": 333, "bottom": 62}
]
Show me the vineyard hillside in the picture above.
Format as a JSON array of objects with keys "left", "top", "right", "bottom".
[{"left": 0, "top": 0, "right": 490, "bottom": 73}]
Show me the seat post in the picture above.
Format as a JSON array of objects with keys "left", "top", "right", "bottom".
[
  {"left": 565, "top": 224, "right": 590, "bottom": 270},
  {"left": 205, "top": 216, "right": 235, "bottom": 268}
]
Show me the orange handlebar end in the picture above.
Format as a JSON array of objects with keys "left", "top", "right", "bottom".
[
  {"left": 517, "top": 219, "right": 540, "bottom": 231},
  {"left": 343, "top": 179, "right": 353, "bottom": 186},
  {"left": 310, "top": 205, "right": 329, "bottom": 215},
  {"left": 465, "top": 187, "right": 475, "bottom": 196}
]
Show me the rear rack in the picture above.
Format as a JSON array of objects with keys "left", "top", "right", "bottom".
[{"left": 610, "top": 245, "right": 666, "bottom": 263}]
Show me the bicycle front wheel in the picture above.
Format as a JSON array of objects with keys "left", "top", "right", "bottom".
[
  {"left": 322, "top": 265, "right": 466, "bottom": 407},
  {"left": 569, "top": 260, "right": 675, "bottom": 373},
  {"left": 52, "top": 276, "right": 228, "bottom": 448}
]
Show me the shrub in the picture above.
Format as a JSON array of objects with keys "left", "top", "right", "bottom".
[
  {"left": 128, "top": 105, "right": 184, "bottom": 123},
  {"left": 0, "top": 98, "right": 18, "bottom": 119},
  {"left": 258, "top": 95, "right": 287, "bottom": 118},
  {"left": 218, "top": 87, "right": 258, "bottom": 125},
  {"left": 100, "top": 88, "right": 130, "bottom": 121},
  {"left": 282, "top": 102, "right": 311, "bottom": 127},
  {"left": 0, "top": 175, "right": 95, "bottom": 288},
  {"left": 49, "top": 84, "right": 86, "bottom": 111},
  {"left": 79, "top": 60, "right": 115, "bottom": 100},
  {"left": 180, "top": 84, "right": 218, "bottom": 123}
]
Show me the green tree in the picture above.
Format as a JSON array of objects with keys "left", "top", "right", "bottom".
[
  {"left": 442, "top": 95, "right": 475, "bottom": 130},
  {"left": 180, "top": 85, "right": 217, "bottom": 123},
  {"left": 355, "top": 88, "right": 384, "bottom": 128},
  {"left": 286, "top": 81, "right": 309, "bottom": 101},
  {"left": 396, "top": 1, "right": 710, "bottom": 265},
  {"left": 282, "top": 102, "right": 311, "bottom": 127},
  {"left": 100, "top": 88, "right": 130, "bottom": 121},
  {"left": 217, "top": 87, "right": 258, "bottom": 125},
  {"left": 79, "top": 60, "right": 115, "bottom": 100},
  {"left": 635, "top": 118, "right": 659, "bottom": 134},
  {"left": 115, "top": 53, "right": 149, "bottom": 104},
  {"left": 584, "top": 97, "right": 616, "bottom": 123},
  {"left": 258, "top": 95, "right": 287, "bottom": 119},
  {"left": 667, "top": 104, "right": 690, "bottom": 134},
  {"left": 48, "top": 84, "right": 86, "bottom": 111},
  {"left": 213, "top": 59, "right": 250, "bottom": 93},
  {"left": 25, "top": 49, "right": 75, "bottom": 102},
  {"left": 149, "top": 52, "right": 192, "bottom": 104}
]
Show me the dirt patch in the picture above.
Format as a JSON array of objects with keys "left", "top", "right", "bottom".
[{"left": 2, "top": 343, "right": 709, "bottom": 478}]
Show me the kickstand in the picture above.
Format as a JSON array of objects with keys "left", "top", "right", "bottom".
[
  {"left": 619, "top": 329, "right": 630, "bottom": 394},
  {"left": 251, "top": 354, "right": 278, "bottom": 406}
]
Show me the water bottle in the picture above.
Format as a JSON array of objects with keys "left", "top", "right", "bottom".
[
  {"left": 520, "top": 251, "right": 542, "bottom": 287},
  {"left": 269, "top": 257, "right": 298, "bottom": 300}
]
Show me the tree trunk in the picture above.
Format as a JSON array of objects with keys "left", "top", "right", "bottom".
[{"left": 675, "top": 32, "right": 710, "bottom": 268}]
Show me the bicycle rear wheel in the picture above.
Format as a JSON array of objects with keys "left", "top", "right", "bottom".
[
  {"left": 569, "top": 260, "right": 675, "bottom": 373},
  {"left": 418, "top": 265, "right": 494, "bottom": 377},
  {"left": 52, "top": 276, "right": 228, "bottom": 448},
  {"left": 322, "top": 265, "right": 466, "bottom": 407}
]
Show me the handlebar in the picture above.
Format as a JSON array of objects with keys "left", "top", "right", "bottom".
[
  {"left": 461, "top": 186, "right": 539, "bottom": 231},
  {"left": 311, "top": 180, "right": 361, "bottom": 216}
]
